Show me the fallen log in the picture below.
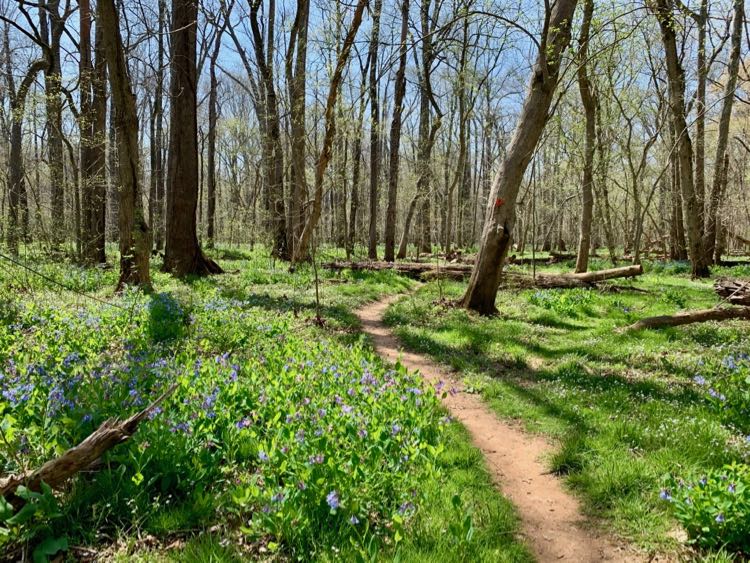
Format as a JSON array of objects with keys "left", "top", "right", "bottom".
[
  {"left": 714, "top": 279, "right": 750, "bottom": 306},
  {"left": 624, "top": 306, "right": 750, "bottom": 331},
  {"left": 325, "top": 261, "right": 643, "bottom": 288},
  {"left": 1, "top": 383, "right": 177, "bottom": 507},
  {"left": 564, "top": 264, "right": 643, "bottom": 283}
]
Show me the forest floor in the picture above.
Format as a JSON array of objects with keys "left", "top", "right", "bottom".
[
  {"left": 358, "top": 294, "right": 644, "bottom": 563},
  {"left": 2, "top": 248, "right": 750, "bottom": 561},
  {"left": 1, "top": 246, "right": 532, "bottom": 562},
  {"left": 383, "top": 257, "right": 750, "bottom": 562}
]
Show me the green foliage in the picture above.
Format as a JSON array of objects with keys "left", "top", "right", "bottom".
[
  {"left": 644, "top": 260, "right": 692, "bottom": 276},
  {"left": 660, "top": 288, "right": 688, "bottom": 309},
  {"left": 694, "top": 353, "right": 750, "bottom": 435},
  {"left": 386, "top": 275, "right": 750, "bottom": 555},
  {"left": 663, "top": 463, "right": 750, "bottom": 551},
  {"left": 527, "top": 288, "right": 593, "bottom": 316},
  {"left": 0, "top": 248, "right": 472, "bottom": 560}
]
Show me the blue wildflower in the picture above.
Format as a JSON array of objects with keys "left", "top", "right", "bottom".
[{"left": 326, "top": 490, "right": 340, "bottom": 510}]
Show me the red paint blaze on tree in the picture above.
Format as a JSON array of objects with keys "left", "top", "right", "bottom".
[{"left": 495, "top": 198, "right": 505, "bottom": 208}]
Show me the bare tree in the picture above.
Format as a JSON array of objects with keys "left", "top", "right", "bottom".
[{"left": 462, "top": 1, "right": 578, "bottom": 314}]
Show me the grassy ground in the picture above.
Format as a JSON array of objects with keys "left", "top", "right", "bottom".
[
  {"left": 0, "top": 245, "right": 530, "bottom": 562},
  {"left": 385, "top": 258, "right": 750, "bottom": 557}
]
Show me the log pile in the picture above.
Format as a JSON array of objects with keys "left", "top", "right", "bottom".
[{"left": 714, "top": 279, "right": 750, "bottom": 306}]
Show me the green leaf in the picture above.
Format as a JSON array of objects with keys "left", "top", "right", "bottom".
[
  {"left": 6, "top": 502, "right": 37, "bottom": 525},
  {"left": 32, "top": 536, "right": 68, "bottom": 563},
  {"left": 0, "top": 497, "right": 13, "bottom": 523}
]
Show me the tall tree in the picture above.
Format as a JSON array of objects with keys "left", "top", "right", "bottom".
[
  {"left": 367, "top": 0, "right": 383, "bottom": 259},
  {"left": 164, "top": 0, "right": 223, "bottom": 275},
  {"left": 286, "top": 0, "right": 311, "bottom": 257},
  {"left": 98, "top": 0, "right": 151, "bottom": 289},
  {"left": 704, "top": 0, "right": 743, "bottom": 264},
  {"left": 396, "top": 0, "right": 443, "bottom": 259},
  {"left": 574, "top": 0, "right": 595, "bottom": 273},
  {"left": 40, "top": 0, "right": 66, "bottom": 248},
  {"left": 206, "top": 0, "right": 234, "bottom": 248},
  {"left": 461, "top": 0, "right": 578, "bottom": 314},
  {"left": 293, "top": 0, "right": 368, "bottom": 262},
  {"left": 4, "top": 25, "right": 46, "bottom": 254},
  {"left": 653, "top": 0, "right": 709, "bottom": 277},
  {"left": 80, "top": 0, "right": 107, "bottom": 264},
  {"left": 383, "top": 0, "right": 409, "bottom": 262}
]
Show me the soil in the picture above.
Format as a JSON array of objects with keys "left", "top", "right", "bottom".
[{"left": 357, "top": 295, "right": 650, "bottom": 563}]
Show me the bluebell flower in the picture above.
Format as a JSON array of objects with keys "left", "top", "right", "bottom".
[
  {"left": 349, "top": 515, "right": 360, "bottom": 525},
  {"left": 715, "top": 513, "right": 725, "bottom": 523},
  {"left": 258, "top": 451, "right": 269, "bottom": 462},
  {"left": 693, "top": 375, "right": 706, "bottom": 385},
  {"left": 728, "top": 483, "right": 736, "bottom": 493},
  {"left": 722, "top": 356, "right": 737, "bottom": 370},
  {"left": 398, "top": 501, "right": 415, "bottom": 515},
  {"left": 659, "top": 489, "right": 672, "bottom": 501},
  {"left": 391, "top": 423, "right": 402, "bottom": 436},
  {"left": 326, "top": 490, "right": 340, "bottom": 510}
]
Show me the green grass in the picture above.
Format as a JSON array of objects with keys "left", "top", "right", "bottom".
[
  {"left": 0, "top": 244, "right": 529, "bottom": 561},
  {"left": 384, "top": 265, "right": 750, "bottom": 555}
]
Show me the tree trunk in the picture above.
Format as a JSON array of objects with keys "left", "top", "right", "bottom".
[
  {"left": 575, "top": 0, "right": 595, "bottom": 273},
  {"left": 206, "top": 4, "right": 232, "bottom": 249},
  {"left": 704, "top": 0, "right": 743, "bottom": 264},
  {"left": 163, "top": 0, "right": 222, "bottom": 276},
  {"left": 4, "top": 23, "right": 46, "bottom": 254},
  {"left": 397, "top": 0, "right": 441, "bottom": 259},
  {"left": 347, "top": 63, "right": 368, "bottom": 258},
  {"left": 294, "top": 0, "right": 367, "bottom": 262},
  {"left": 461, "top": 0, "right": 578, "bottom": 314},
  {"left": 80, "top": 0, "right": 108, "bottom": 264},
  {"left": 653, "top": 0, "right": 709, "bottom": 277},
  {"left": 383, "top": 0, "right": 409, "bottom": 262},
  {"left": 98, "top": 0, "right": 152, "bottom": 290},
  {"left": 286, "top": 0, "right": 310, "bottom": 257},
  {"left": 367, "top": 0, "right": 383, "bottom": 260}
]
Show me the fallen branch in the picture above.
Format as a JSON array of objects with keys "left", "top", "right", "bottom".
[
  {"left": 325, "top": 261, "right": 643, "bottom": 288},
  {"left": 1, "top": 383, "right": 177, "bottom": 506},
  {"left": 623, "top": 306, "right": 750, "bottom": 331}
]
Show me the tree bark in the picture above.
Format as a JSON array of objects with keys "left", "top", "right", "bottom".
[
  {"left": 653, "top": 0, "right": 709, "bottom": 277},
  {"left": 163, "top": 0, "right": 222, "bottom": 276},
  {"left": 461, "top": 0, "right": 578, "bottom": 314},
  {"left": 625, "top": 307, "right": 750, "bottom": 332},
  {"left": 704, "top": 0, "right": 743, "bottom": 264},
  {"left": 80, "top": 0, "right": 108, "bottom": 264},
  {"left": 286, "top": 0, "right": 310, "bottom": 257},
  {"left": 383, "top": 0, "right": 409, "bottom": 262},
  {"left": 98, "top": 0, "right": 152, "bottom": 290},
  {"left": 575, "top": 0, "right": 595, "bottom": 273},
  {"left": 293, "top": 0, "right": 367, "bottom": 262},
  {"left": 206, "top": 3, "right": 232, "bottom": 249},
  {"left": 367, "top": 0, "right": 383, "bottom": 260},
  {"left": 4, "top": 24, "right": 46, "bottom": 255}
]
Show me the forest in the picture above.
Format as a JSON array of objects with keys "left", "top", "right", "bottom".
[{"left": 1, "top": 0, "right": 750, "bottom": 561}]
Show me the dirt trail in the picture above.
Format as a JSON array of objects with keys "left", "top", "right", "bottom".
[{"left": 357, "top": 295, "right": 645, "bottom": 563}]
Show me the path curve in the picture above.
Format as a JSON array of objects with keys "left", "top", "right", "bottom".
[{"left": 357, "top": 295, "right": 645, "bottom": 563}]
